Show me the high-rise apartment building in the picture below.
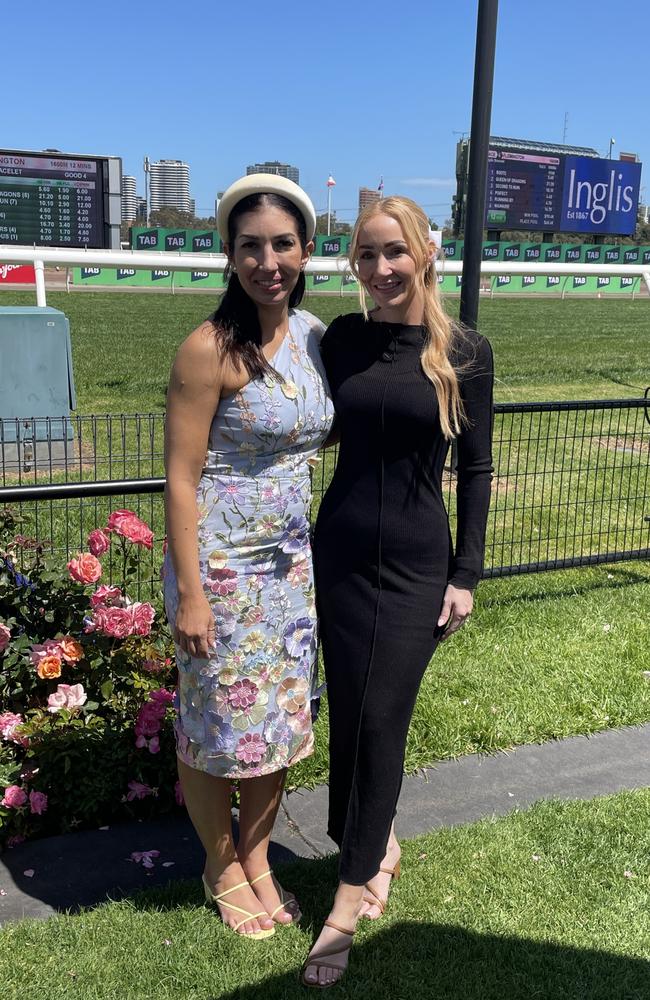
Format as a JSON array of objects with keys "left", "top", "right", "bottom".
[
  {"left": 121, "top": 175, "right": 137, "bottom": 222},
  {"left": 246, "top": 161, "right": 299, "bottom": 184},
  {"left": 149, "top": 159, "right": 191, "bottom": 212},
  {"left": 358, "top": 187, "right": 381, "bottom": 213}
]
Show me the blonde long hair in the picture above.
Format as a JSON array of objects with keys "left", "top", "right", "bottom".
[{"left": 348, "top": 196, "right": 463, "bottom": 440}]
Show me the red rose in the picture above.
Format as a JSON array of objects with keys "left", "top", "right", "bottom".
[{"left": 107, "top": 509, "right": 154, "bottom": 549}]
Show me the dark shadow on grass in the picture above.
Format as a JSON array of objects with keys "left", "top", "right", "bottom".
[
  {"left": 215, "top": 919, "right": 650, "bottom": 1000},
  {"left": 479, "top": 563, "right": 650, "bottom": 609}
]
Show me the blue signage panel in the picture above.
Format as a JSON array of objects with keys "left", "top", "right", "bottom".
[
  {"left": 560, "top": 157, "right": 641, "bottom": 235},
  {"left": 485, "top": 145, "right": 642, "bottom": 236}
]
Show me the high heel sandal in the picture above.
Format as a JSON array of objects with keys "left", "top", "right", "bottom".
[
  {"left": 202, "top": 874, "right": 275, "bottom": 940},
  {"left": 362, "top": 858, "right": 401, "bottom": 917},
  {"left": 249, "top": 869, "right": 302, "bottom": 924},
  {"left": 301, "top": 919, "right": 355, "bottom": 989}
]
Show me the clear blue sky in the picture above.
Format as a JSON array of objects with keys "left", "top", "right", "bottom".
[{"left": 4, "top": 0, "right": 646, "bottom": 226}]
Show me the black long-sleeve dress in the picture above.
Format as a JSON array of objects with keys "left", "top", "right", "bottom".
[{"left": 314, "top": 313, "right": 494, "bottom": 886}]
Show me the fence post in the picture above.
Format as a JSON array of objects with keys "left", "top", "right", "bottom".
[{"left": 34, "top": 259, "right": 47, "bottom": 307}]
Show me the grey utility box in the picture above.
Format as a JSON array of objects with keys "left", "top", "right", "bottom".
[{"left": 0, "top": 306, "right": 76, "bottom": 443}]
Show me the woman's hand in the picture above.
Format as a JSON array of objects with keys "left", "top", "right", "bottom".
[
  {"left": 173, "top": 593, "right": 216, "bottom": 659},
  {"left": 437, "top": 584, "right": 473, "bottom": 641}
]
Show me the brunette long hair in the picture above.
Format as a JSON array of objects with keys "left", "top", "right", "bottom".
[
  {"left": 209, "top": 193, "right": 308, "bottom": 381},
  {"left": 349, "top": 196, "right": 464, "bottom": 439}
]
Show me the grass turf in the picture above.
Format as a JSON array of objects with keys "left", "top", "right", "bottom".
[
  {"left": 0, "top": 790, "right": 648, "bottom": 999},
  {"left": 3, "top": 291, "right": 649, "bottom": 410}
]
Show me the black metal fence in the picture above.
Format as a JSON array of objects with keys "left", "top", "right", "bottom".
[{"left": 1, "top": 397, "right": 648, "bottom": 592}]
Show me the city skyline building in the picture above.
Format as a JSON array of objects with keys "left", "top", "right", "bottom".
[
  {"left": 358, "top": 186, "right": 381, "bottom": 213},
  {"left": 121, "top": 174, "right": 137, "bottom": 223},
  {"left": 246, "top": 160, "right": 299, "bottom": 184},
  {"left": 149, "top": 159, "right": 191, "bottom": 212}
]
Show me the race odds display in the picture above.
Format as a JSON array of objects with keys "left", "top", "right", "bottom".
[
  {"left": 485, "top": 144, "right": 642, "bottom": 236},
  {"left": 0, "top": 149, "right": 121, "bottom": 249}
]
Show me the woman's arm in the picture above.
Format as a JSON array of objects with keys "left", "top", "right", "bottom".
[
  {"left": 164, "top": 323, "right": 222, "bottom": 659},
  {"left": 439, "top": 333, "right": 494, "bottom": 639}
]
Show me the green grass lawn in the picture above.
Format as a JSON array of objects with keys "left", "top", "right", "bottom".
[
  {"left": 293, "top": 560, "right": 650, "bottom": 788},
  {"left": 3, "top": 291, "right": 649, "bottom": 410},
  {"left": 1, "top": 790, "right": 648, "bottom": 1000}
]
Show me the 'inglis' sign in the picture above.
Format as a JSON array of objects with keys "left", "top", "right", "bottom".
[{"left": 561, "top": 158, "right": 641, "bottom": 234}]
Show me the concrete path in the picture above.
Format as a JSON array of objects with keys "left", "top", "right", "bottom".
[{"left": 1, "top": 723, "right": 648, "bottom": 926}]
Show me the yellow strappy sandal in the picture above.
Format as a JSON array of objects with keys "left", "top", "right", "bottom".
[
  {"left": 301, "top": 919, "right": 355, "bottom": 989},
  {"left": 202, "top": 874, "right": 275, "bottom": 940},
  {"left": 362, "top": 858, "right": 401, "bottom": 917},
  {"left": 249, "top": 869, "right": 302, "bottom": 924}
]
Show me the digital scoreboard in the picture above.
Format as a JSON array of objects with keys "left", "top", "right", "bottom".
[
  {"left": 0, "top": 149, "right": 122, "bottom": 249},
  {"left": 485, "top": 144, "right": 642, "bottom": 236}
]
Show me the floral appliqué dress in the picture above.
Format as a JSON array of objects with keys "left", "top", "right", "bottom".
[{"left": 163, "top": 309, "right": 334, "bottom": 778}]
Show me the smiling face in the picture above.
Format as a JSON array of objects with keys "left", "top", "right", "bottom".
[
  {"left": 226, "top": 204, "right": 311, "bottom": 311},
  {"left": 355, "top": 212, "right": 431, "bottom": 323}
]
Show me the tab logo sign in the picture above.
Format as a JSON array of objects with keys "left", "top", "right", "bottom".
[
  {"left": 565, "top": 247, "right": 581, "bottom": 261},
  {"left": 561, "top": 156, "right": 641, "bottom": 235},
  {"left": 623, "top": 248, "right": 639, "bottom": 262},
  {"left": 545, "top": 246, "right": 561, "bottom": 260},
  {"left": 597, "top": 276, "right": 610, "bottom": 287},
  {"left": 483, "top": 244, "right": 499, "bottom": 259},
  {"left": 321, "top": 238, "right": 341, "bottom": 256},
  {"left": 522, "top": 275, "right": 536, "bottom": 286},
  {"left": 117, "top": 268, "right": 136, "bottom": 279},
  {"left": 442, "top": 242, "right": 457, "bottom": 258},
  {"left": 136, "top": 230, "right": 158, "bottom": 249},
  {"left": 192, "top": 233, "right": 214, "bottom": 252},
  {"left": 165, "top": 231, "right": 186, "bottom": 250},
  {"left": 497, "top": 275, "right": 510, "bottom": 286},
  {"left": 504, "top": 245, "right": 520, "bottom": 259},
  {"left": 547, "top": 276, "right": 561, "bottom": 286},
  {"left": 605, "top": 248, "right": 620, "bottom": 262},
  {"left": 621, "top": 276, "right": 634, "bottom": 287},
  {"left": 455, "top": 275, "right": 463, "bottom": 287},
  {"left": 573, "top": 276, "right": 587, "bottom": 287},
  {"left": 81, "top": 267, "right": 101, "bottom": 278},
  {"left": 191, "top": 271, "right": 209, "bottom": 281},
  {"left": 152, "top": 269, "right": 170, "bottom": 280},
  {"left": 525, "top": 246, "right": 541, "bottom": 260},
  {"left": 643, "top": 249, "right": 650, "bottom": 264},
  {"left": 585, "top": 248, "right": 601, "bottom": 261},
  {"left": 313, "top": 274, "right": 330, "bottom": 285},
  {"left": 342, "top": 272, "right": 358, "bottom": 285}
]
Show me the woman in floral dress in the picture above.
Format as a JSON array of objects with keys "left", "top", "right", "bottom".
[{"left": 163, "top": 174, "right": 333, "bottom": 939}]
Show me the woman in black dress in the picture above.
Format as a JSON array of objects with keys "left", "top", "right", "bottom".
[{"left": 302, "top": 196, "right": 494, "bottom": 987}]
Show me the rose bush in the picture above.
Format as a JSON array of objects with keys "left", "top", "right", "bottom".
[{"left": 0, "top": 507, "right": 181, "bottom": 848}]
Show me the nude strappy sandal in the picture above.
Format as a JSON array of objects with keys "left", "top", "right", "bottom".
[
  {"left": 362, "top": 858, "right": 401, "bottom": 917},
  {"left": 249, "top": 869, "right": 302, "bottom": 924},
  {"left": 301, "top": 919, "right": 355, "bottom": 989},
  {"left": 202, "top": 874, "right": 275, "bottom": 940}
]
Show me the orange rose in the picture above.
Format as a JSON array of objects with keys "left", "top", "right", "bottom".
[
  {"left": 37, "top": 654, "right": 62, "bottom": 680},
  {"left": 58, "top": 637, "right": 84, "bottom": 664}
]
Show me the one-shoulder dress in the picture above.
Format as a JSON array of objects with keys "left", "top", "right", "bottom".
[
  {"left": 164, "top": 309, "right": 334, "bottom": 779},
  {"left": 314, "top": 314, "right": 494, "bottom": 884}
]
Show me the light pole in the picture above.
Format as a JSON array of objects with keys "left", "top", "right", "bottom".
[
  {"left": 143, "top": 156, "right": 150, "bottom": 226},
  {"left": 608, "top": 137, "right": 615, "bottom": 160}
]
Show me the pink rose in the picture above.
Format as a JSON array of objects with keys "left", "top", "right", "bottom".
[
  {"left": 126, "top": 779, "right": 155, "bottom": 801},
  {"left": 0, "top": 712, "right": 29, "bottom": 747},
  {"left": 88, "top": 605, "right": 134, "bottom": 639},
  {"left": 1, "top": 785, "right": 27, "bottom": 809},
  {"left": 130, "top": 602, "right": 155, "bottom": 636},
  {"left": 87, "top": 528, "right": 110, "bottom": 557},
  {"left": 0, "top": 623, "right": 11, "bottom": 654},
  {"left": 174, "top": 780, "right": 185, "bottom": 807},
  {"left": 107, "top": 509, "right": 154, "bottom": 549},
  {"left": 149, "top": 688, "right": 174, "bottom": 707},
  {"left": 90, "top": 585, "right": 124, "bottom": 610},
  {"left": 29, "top": 639, "right": 61, "bottom": 667},
  {"left": 67, "top": 552, "right": 102, "bottom": 585},
  {"left": 47, "top": 683, "right": 87, "bottom": 713},
  {"left": 29, "top": 790, "right": 48, "bottom": 815}
]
